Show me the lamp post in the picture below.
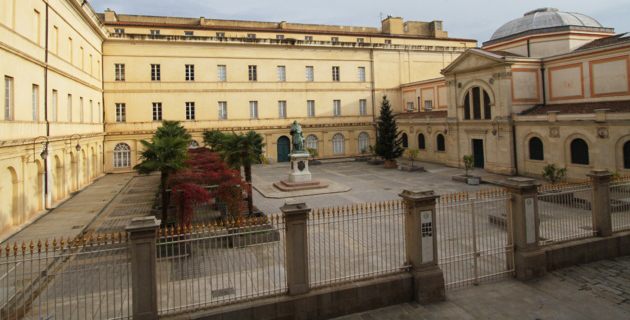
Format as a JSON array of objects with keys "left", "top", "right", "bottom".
[{"left": 69, "top": 134, "right": 81, "bottom": 152}]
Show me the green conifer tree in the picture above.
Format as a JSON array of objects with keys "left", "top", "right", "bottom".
[{"left": 375, "top": 95, "right": 404, "bottom": 161}]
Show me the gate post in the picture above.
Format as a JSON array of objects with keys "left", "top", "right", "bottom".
[
  {"left": 126, "top": 216, "right": 160, "bottom": 320},
  {"left": 399, "top": 188, "right": 444, "bottom": 303},
  {"left": 281, "top": 199, "right": 311, "bottom": 295},
  {"left": 502, "top": 178, "right": 546, "bottom": 280},
  {"left": 587, "top": 170, "right": 613, "bottom": 237}
]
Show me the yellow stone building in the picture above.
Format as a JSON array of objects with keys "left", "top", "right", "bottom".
[{"left": 0, "top": 0, "right": 474, "bottom": 234}]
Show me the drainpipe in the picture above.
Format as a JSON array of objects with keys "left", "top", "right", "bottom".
[
  {"left": 44, "top": 2, "right": 50, "bottom": 207},
  {"left": 370, "top": 48, "right": 377, "bottom": 128},
  {"left": 527, "top": 39, "right": 531, "bottom": 57}
]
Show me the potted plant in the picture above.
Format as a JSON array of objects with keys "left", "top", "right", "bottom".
[
  {"left": 366, "top": 145, "right": 384, "bottom": 165},
  {"left": 307, "top": 147, "right": 321, "bottom": 165},
  {"left": 355, "top": 147, "right": 370, "bottom": 162},
  {"left": 400, "top": 148, "right": 424, "bottom": 172}
]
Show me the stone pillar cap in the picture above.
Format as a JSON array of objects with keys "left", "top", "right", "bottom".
[
  {"left": 500, "top": 177, "right": 541, "bottom": 188},
  {"left": 587, "top": 169, "right": 613, "bottom": 178},
  {"left": 281, "top": 199, "right": 310, "bottom": 213},
  {"left": 399, "top": 188, "right": 437, "bottom": 200},
  {"left": 125, "top": 216, "right": 160, "bottom": 232}
]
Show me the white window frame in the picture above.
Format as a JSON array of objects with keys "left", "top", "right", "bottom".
[
  {"left": 358, "top": 67, "right": 366, "bottom": 82},
  {"left": 357, "top": 38, "right": 364, "bottom": 43},
  {"left": 98, "top": 102, "right": 101, "bottom": 123},
  {"left": 216, "top": 32, "right": 225, "bottom": 38},
  {"left": 150, "top": 30, "right": 160, "bottom": 35},
  {"left": 186, "top": 102, "right": 195, "bottom": 120},
  {"left": 306, "top": 134, "right": 318, "bottom": 150},
  {"left": 276, "top": 35, "right": 284, "bottom": 40},
  {"left": 307, "top": 100, "right": 315, "bottom": 117},
  {"left": 358, "top": 132, "right": 370, "bottom": 152},
  {"left": 248, "top": 65, "right": 257, "bottom": 81},
  {"left": 218, "top": 101, "right": 227, "bottom": 120},
  {"left": 217, "top": 65, "right": 227, "bottom": 82},
  {"left": 333, "top": 133, "right": 345, "bottom": 155},
  {"left": 113, "top": 143, "right": 131, "bottom": 168},
  {"left": 249, "top": 101, "right": 258, "bottom": 119},
  {"left": 90, "top": 100, "right": 93, "bottom": 123},
  {"left": 331, "top": 37, "right": 339, "bottom": 42},
  {"left": 277, "top": 66, "right": 286, "bottom": 82},
  {"left": 115, "top": 64, "right": 125, "bottom": 81},
  {"left": 333, "top": 100, "right": 341, "bottom": 117},
  {"left": 79, "top": 97, "right": 83, "bottom": 123},
  {"left": 32, "top": 84, "right": 39, "bottom": 121},
  {"left": 184, "top": 31, "right": 194, "bottom": 36},
  {"left": 332, "top": 66, "right": 340, "bottom": 81},
  {"left": 359, "top": 99, "right": 367, "bottom": 116},
  {"left": 278, "top": 101, "right": 287, "bottom": 118},
  {"left": 4, "top": 76, "right": 13, "bottom": 120},
  {"left": 424, "top": 100, "right": 433, "bottom": 111},
  {"left": 115, "top": 103, "right": 126, "bottom": 123},
  {"left": 151, "top": 64, "right": 160, "bottom": 81},
  {"left": 406, "top": 102, "right": 414, "bottom": 111},
  {"left": 385, "top": 39, "right": 392, "bottom": 44},
  {"left": 114, "top": 28, "right": 124, "bottom": 34},
  {"left": 306, "top": 66, "right": 314, "bottom": 82},
  {"left": 305, "top": 36, "right": 313, "bottom": 41},
  {"left": 67, "top": 94, "right": 72, "bottom": 122},
  {"left": 247, "top": 34, "right": 256, "bottom": 39},
  {"left": 185, "top": 64, "right": 194, "bottom": 81},
  {"left": 51, "top": 89, "right": 57, "bottom": 122},
  {"left": 152, "top": 102, "right": 162, "bottom": 121}
]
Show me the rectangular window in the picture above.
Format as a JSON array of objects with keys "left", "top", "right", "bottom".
[
  {"left": 114, "top": 28, "right": 124, "bottom": 34},
  {"left": 115, "top": 103, "right": 125, "bottom": 122},
  {"left": 247, "top": 34, "right": 256, "bottom": 39},
  {"left": 185, "top": 64, "right": 194, "bottom": 81},
  {"left": 151, "top": 64, "right": 161, "bottom": 81},
  {"left": 358, "top": 67, "right": 365, "bottom": 82},
  {"left": 278, "top": 101, "right": 287, "bottom": 118},
  {"left": 331, "top": 37, "right": 339, "bottom": 42},
  {"left": 305, "top": 36, "right": 313, "bottom": 41},
  {"left": 98, "top": 102, "right": 101, "bottom": 123},
  {"left": 216, "top": 32, "right": 225, "bottom": 38},
  {"left": 186, "top": 102, "right": 195, "bottom": 120},
  {"left": 90, "top": 100, "right": 93, "bottom": 123},
  {"left": 68, "top": 37, "right": 73, "bottom": 63},
  {"left": 406, "top": 102, "right": 414, "bottom": 111},
  {"left": 152, "top": 103, "right": 162, "bottom": 121},
  {"left": 34, "top": 10, "right": 41, "bottom": 45},
  {"left": 357, "top": 38, "right": 364, "bottom": 43},
  {"left": 276, "top": 35, "right": 284, "bottom": 40},
  {"left": 424, "top": 100, "right": 433, "bottom": 110},
  {"left": 53, "top": 26, "right": 59, "bottom": 54},
  {"left": 359, "top": 99, "right": 367, "bottom": 116},
  {"left": 79, "top": 97, "right": 83, "bottom": 123},
  {"left": 307, "top": 100, "right": 315, "bottom": 117},
  {"left": 306, "top": 66, "right": 314, "bottom": 82},
  {"left": 333, "top": 100, "right": 341, "bottom": 116},
  {"left": 218, "top": 101, "right": 227, "bottom": 120},
  {"left": 89, "top": 54, "right": 93, "bottom": 75},
  {"left": 80, "top": 47, "right": 84, "bottom": 70},
  {"left": 332, "top": 66, "right": 340, "bottom": 81},
  {"left": 277, "top": 66, "right": 286, "bottom": 82},
  {"left": 115, "top": 64, "right": 125, "bottom": 81},
  {"left": 217, "top": 65, "right": 226, "bottom": 82},
  {"left": 249, "top": 101, "right": 258, "bottom": 119},
  {"left": 51, "top": 89, "right": 58, "bottom": 122},
  {"left": 184, "top": 31, "right": 194, "bottom": 36},
  {"left": 385, "top": 39, "right": 391, "bottom": 44},
  {"left": 67, "top": 94, "right": 72, "bottom": 122},
  {"left": 248, "top": 65, "right": 257, "bottom": 81},
  {"left": 150, "top": 30, "right": 160, "bottom": 35},
  {"left": 97, "top": 60, "right": 101, "bottom": 80},
  {"left": 32, "top": 84, "right": 39, "bottom": 121}
]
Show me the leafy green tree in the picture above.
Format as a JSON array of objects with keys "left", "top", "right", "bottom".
[
  {"left": 134, "top": 136, "right": 189, "bottom": 225},
  {"left": 202, "top": 130, "right": 227, "bottom": 151},
  {"left": 375, "top": 95, "right": 404, "bottom": 161},
  {"left": 542, "top": 164, "right": 567, "bottom": 184},
  {"left": 407, "top": 148, "right": 419, "bottom": 167},
  {"left": 463, "top": 155, "right": 474, "bottom": 176},
  {"left": 220, "top": 131, "right": 265, "bottom": 215},
  {"left": 155, "top": 120, "right": 192, "bottom": 141}
]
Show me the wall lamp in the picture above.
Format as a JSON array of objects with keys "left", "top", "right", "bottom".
[
  {"left": 442, "top": 121, "right": 449, "bottom": 135},
  {"left": 491, "top": 120, "right": 499, "bottom": 136},
  {"left": 69, "top": 134, "right": 82, "bottom": 152},
  {"left": 32, "top": 136, "right": 49, "bottom": 160}
]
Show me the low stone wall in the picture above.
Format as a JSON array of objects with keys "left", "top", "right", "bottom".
[
  {"left": 544, "top": 231, "right": 630, "bottom": 271},
  {"left": 174, "top": 273, "right": 413, "bottom": 320}
]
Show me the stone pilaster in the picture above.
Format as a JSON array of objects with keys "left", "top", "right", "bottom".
[
  {"left": 126, "top": 217, "right": 160, "bottom": 320},
  {"left": 587, "top": 170, "right": 613, "bottom": 237},
  {"left": 281, "top": 200, "right": 311, "bottom": 295}
]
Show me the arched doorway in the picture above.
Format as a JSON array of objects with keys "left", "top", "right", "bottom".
[
  {"left": 53, "top": 155, "right": 63, "bottom": 200},
  {"left": 0, "top": 167, "right": 19, "bottom": 228},
  {"left": 35, "top": 160, "right": 44, "bottom": 212},
  {"left": 277, "top": 136, "right": 290, "bottom": 162}
]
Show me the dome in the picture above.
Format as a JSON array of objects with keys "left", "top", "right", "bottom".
[{"left": 490, "top": 8, "right": 604, "bottom": 41}]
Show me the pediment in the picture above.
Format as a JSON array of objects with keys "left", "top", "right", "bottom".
[{"left": 442, "top": 50, "right": 506, "bottom": 75}]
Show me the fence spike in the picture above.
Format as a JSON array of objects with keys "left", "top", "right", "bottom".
[
  {"left": 52, "top": 238, "right": 57, "bottom": 250},
  {"left": 60, "top": 238, "right": 65, "bottom": 249},
  {"left": 103, "top": 233, "right": 108, "bottom": 244},
  {"left": 74, "top": 237, "right": 80, "bottom": 248},
  {"left": 5, "top": 244, "right": 10, "bottom": 256},
  {"left": 82, "top": 236, "right": 87, "bottom": 246},
  {"left": 29, "top": 241, "right": 34, "bottom": 253},
  {"left": 37, "top": 240, "right": 42, "bottom": 252},
  {"left": 13, "top": 243, "right": 18, "bottom": 255},
  {"left": 21, "top": 242, "right": 26, "bottom": 254}
]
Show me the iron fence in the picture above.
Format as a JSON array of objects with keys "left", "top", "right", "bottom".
[
  {"left": 538, "top": 180, "right": 595, "bottom": 244},
  {"left": 611, "top": 175, "right": 630, "bottom": 232}
]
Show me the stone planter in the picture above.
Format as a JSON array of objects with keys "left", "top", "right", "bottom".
[
  {"left": 384, "top": 160, "right": 397, "bottom": 169},
  {"left": 354, "top": 156, "right": 370, "bottom": 162},
  {"left": 399, "top": 165, "right": 425, "bottom": 172},
  {"left": 308, "top": 159, "right": 322, "bottom": 166},
  {"left": 367, "top": 159, "right": 384, "bottom": 165},
  {"left": 452, "top": 174, "right": 482, "bottom": 184}
]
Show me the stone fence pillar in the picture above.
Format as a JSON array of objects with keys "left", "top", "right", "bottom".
[
  {"left": 281, "top": 200, "right": 311, "bottom": 296},
  {"left": 399, "top": 188, "right": 445, "bottom": 303},
  {"left": 502, "top": 178, "right": 546, "bottom": 280},
  {"left": 126, "top": 216, "right": 160, "bottom": 320},
  {"left": 587, "top": 170, "right": 613, "bottom": 237}
]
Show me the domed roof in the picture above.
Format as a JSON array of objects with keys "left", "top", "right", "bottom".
[{"left": 490, "top": 8, "right": 604, "bottom": 41}]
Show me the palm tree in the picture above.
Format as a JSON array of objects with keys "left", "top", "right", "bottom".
[
  {"left": 134, "top": 135, "right": 189, "bottom": 225},
  {"left": 220, "top": 131, "right": 265, "bottom": 216},
  {"left": 155, "top": 120, "right": 192, "bottom": 141},
  {"left": 202, "top": 130, "right": 226, "bottom": 151}
]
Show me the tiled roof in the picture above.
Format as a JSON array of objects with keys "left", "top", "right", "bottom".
[
  {"left": 523, "top": 100, "right": 630, "bottom": 115},
  {"left": 575, "top": 33, "right": 630, "bottom": 51},
  {"left": 395, "top": 110, "right": 448, "bottom": 119},
  {"left": 487, "top": 50, "right": 523, "bottom": 57}
]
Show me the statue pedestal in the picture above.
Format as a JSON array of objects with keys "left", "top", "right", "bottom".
[{"left": 288, "top": 153, "right": 311, "bottom": 183}]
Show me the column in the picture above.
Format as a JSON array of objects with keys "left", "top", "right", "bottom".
[
  {"left": 502, "top": 177, "right": 546, "bottom": 280},
  {"left": 399, "top": 188, "right": 445, "bottom": 303},
  {"left": 281, "top": 200, "right": 311, "bottom": 296},
  {"left": 126, "top": 216, "right": 160, "bottom": 320},
  {"left": 587, "top": 170, "right": 613, "bottom": 237}
]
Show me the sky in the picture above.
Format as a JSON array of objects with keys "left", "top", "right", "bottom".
[{"left": 88, "top": 0, "right": 630, "bottom": 44}]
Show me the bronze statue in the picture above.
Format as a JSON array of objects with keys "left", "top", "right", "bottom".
[{"left": 290, "top": 120, "right": 305, "bottom": 153}]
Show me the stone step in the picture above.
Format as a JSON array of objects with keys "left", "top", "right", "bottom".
[{"left": 272, "top": 180, "right": 329, "bottom": 192}]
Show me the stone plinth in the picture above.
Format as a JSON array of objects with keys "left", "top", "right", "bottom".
[
  {"left": 273, "top": 179, "right": 329, "bottom": 192},
  {"left": 288, "top": 152, "right": 311, "bottom": 183}
]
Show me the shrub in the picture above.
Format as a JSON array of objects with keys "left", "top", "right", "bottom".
[{"left": 542, "top": 164, "right": 567, "bottom": 184}]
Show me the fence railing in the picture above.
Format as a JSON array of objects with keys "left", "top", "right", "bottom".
[
  {"left": 611, "top": 177, "right": 630, "bottom": 232},
  {"left": 437, "top": 189, "right": 513, "bottom": 289},
  {"left": 307, "top": 201, "right": 408, "bottom": 287},
  {"left": 156, "top": 216, "right": 286, "bottom": 316},
  {"left": 0, "top": 234, "right": 131, "bottom": 320},
  {"left": 538, "top": 180, "right": 595, "bottom": 244}
]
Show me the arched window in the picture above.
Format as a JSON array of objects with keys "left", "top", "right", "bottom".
[
  {"left": 624, "top": 141, "right": 630, "bottom": 169},
  {"left": 306, "top": 134, "right": 318, "bottom": 151},
  {"left": 114, "top": 143, "right": 131, "bottom": 168},
  {"left": 436, "top": 134, "right": 445, "bottom": 151},
  {"left": 401, "top": 133, "right": 408, "bottom": 148},
  {"left": 570, "top": 139, "right": 589, "bottom": 165},
  {"left": 463, "top": 87, "right": 491, "bottom": 120},
  {"left": 333, "top": 133, "right": 345, "bottom": 155},
  {"left": 188, "top": 140, "right": 199, "bottom": 149},
  {"left": 418, "top": 133, "right": 426, "bottom": 150},
  {"left": 529, "top": 137, "right": 544, "bottom": 160},
  {"left": 358, "top": 132, "right": 370, "bottom": 153}
]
